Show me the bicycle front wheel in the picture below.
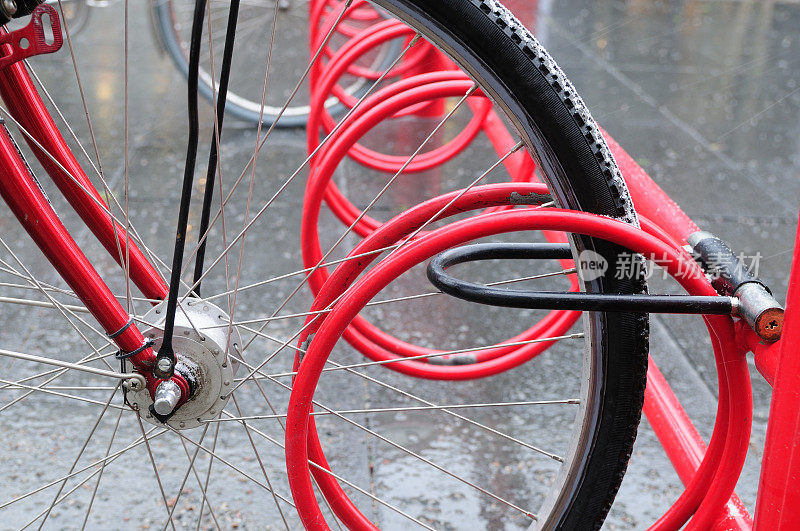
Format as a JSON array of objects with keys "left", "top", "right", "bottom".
[
  {"left": 282, "top": 0, "right": 651, "bottom": 527},
  {"left": 0, "top": 0, "right": 648, "bottom": 529}
]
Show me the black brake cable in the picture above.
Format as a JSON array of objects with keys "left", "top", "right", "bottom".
[
  {"left": 192, "top": 0, "right": 242, "bottom": 296},
  {"left": 156, "top": 0, "right": 209, "bottom": 378}
]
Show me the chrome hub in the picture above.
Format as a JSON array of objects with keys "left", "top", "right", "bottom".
[{"left": 125, "top": 298, "right": 243, "bottom": 429}]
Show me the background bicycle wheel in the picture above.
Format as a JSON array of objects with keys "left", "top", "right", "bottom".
[{"left": 0, "top": 0, "right": 797, "bottom": 528}]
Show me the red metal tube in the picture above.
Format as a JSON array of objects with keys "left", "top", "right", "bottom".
[
  {"left": 685, "top": 324, "right": 752, "bottom": 529},
  {"left": 645, "top": 358, "right": 752, "bottom": 530},
  {"left": 286, "top": 207, "right": 736, "bottom": 527},
  {"left": 736, "top": 321, "right": 779, "bottom": 388},
  {"left": 0, "top": 59, "right": 168, "bottom": 301},
  {"left": 0, "top": 123, "right": 154, "bottom": 369},
  {"left": 753, "top": 214, "right": 800, "bottom": 528},
  {"left": 605, "top": 129, "right": 753, "bottom": 529}
]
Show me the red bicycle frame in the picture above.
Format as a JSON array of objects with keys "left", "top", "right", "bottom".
[{"left": 0, "top": 35, "right": 166, "bottom": 379}]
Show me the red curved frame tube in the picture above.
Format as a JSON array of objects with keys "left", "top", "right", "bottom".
[
  {"left": 754, "top": 214, "right": 800, "bottom": 528},
  {"left": 300, "top": 11, "right": 759, "bottom": 521},
  {"left": 0, "top": 57, "right": 167, "bottom": 375}
]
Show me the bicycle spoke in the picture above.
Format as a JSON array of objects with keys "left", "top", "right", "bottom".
[
  {"left": 181, "top": 25, "right": 422, "bottom": 294},
  {"left": 37, "top": 385, "right": 120, "bottom": 530},
  {"left": 216, "top": 410, "right": 434, "bottom": 530},
  {"left": 137, "top": 413, "right": 178, "bottom": 531},
  {"left": 194, "top": 411, "right": 224, "bottom": 531},
  {"left": 0, "top": 348, "right": 144, "bottom": 388},
  {"left": 0, "top": 242, "right": 116, "bottom": 349},
  {"left": 0, "top": 278, "right": 159, "bottom": 305},
  {"left": 0, "top": 426, "right": 166, "bottom": 511},
  {"left": 80, "top": 407, "right": 124, "bottom": 530},
  {"left": 123, "top": 0, "right": 134, "bottom": 315},
  {"left": 0, "top": 294, "right": 88, "bottom": 313},
  {"left": 267, "top": 375, "right": 540, "bottom": 519},
  {"left": 0, "top": 269, "right": 79, "bottom": 298},
  {"left": 163, "top": 425, "right": 297, "bottom": 508},
  {"left": 230, "top": 394, "right": 291, "bottom": 529},
  {"left": 159, "top": 424, "right": 211, "bottom": 531},
  {"left": 0, "top": 385, "right": 114, "bottom": 391},
  {"left": 289, "top": 334, "right": 583, "bottom": 376},
  {"left": 21, "top": 464, "right": 117, "bottom": 530},
  {"left": 0, "top": 344, "right": 117, "bottom": 393},
  {"left": 55, "top": 0, "right": 107, "bottom": 181},
  {"left": 25, "top": 64, "right": 104, "bottom": 182},
  {"left": 204, "top": 399, "right": 580, "bottom": 422},
  {"left": 175, "top": 433, "right": 223, "bottom": 531},
  {"left": 0, "top": 377, "right": 129, "bottom": 410}
]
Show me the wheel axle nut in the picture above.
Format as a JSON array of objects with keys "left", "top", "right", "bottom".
[
  {"left": 156, "top": 357, "right": 173, "bottom": 374},
  {"left": 1, "top": 0, "right": 16, "bottom": 18},
  {"left": 153, "top": 380, "right": 182, "bottom": 416}
]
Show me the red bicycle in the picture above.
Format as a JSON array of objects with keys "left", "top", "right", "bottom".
[{"left": 0, "top": 0, "right": 794, "bottom": 529}]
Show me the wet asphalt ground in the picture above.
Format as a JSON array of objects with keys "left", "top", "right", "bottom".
[{"left": 0, "top": 0, "right": 798, "bottom": 529}]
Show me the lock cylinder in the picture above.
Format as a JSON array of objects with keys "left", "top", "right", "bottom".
[{"left": 688, "top": 231, "right": 783, "bottom": 342}]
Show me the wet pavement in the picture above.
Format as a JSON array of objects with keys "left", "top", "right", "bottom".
[
  {"left": 0, "top": 0, "right": 797, "bottom": 529},
  {"left": 537, "top": 1, "right": 799, "bottom": 526}
]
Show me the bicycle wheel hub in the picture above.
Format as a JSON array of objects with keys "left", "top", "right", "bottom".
[{"left": 125, "top": 298, "right": 243, "bottom": 429}]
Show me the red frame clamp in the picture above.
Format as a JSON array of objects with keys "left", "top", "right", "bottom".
[{"left": 0, "top": 4, "right": 62, "bottom": 71}]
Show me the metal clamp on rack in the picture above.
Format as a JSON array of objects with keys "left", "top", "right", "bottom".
[{"left": 688, "top": 231, "right": 783, "bottom": 341}]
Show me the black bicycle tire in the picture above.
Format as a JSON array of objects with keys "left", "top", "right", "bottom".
[
  {"left": 153, "top": 0, "right": 310, "bottom": 127},
  {"left": 365, "top": 1, "right": 650, "bottom": 528},
  {"left": 153, "top": 0, "right": 400, "bottom": 128}
]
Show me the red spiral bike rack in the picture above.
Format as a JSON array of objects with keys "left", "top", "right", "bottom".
[{"left": 295, "top": 2, "right": 757, "bottom": 528}]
